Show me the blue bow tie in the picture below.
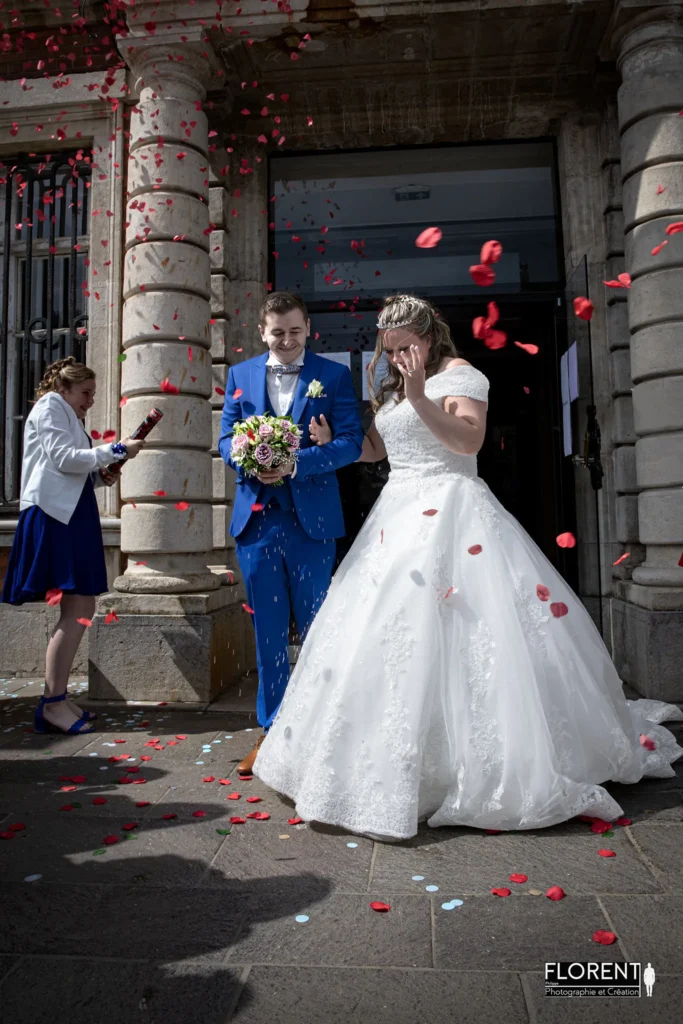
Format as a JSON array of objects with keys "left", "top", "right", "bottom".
[{"left": 268, "top": 363, "right": 301, "bottom": 376}]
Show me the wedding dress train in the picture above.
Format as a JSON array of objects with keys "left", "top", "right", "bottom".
[{"left": 254, "top": 365, "right": 683, "bottom": 839}]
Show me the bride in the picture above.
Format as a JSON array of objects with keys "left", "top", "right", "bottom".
[{"left": 253, "top": 294, "right": 682, "bottom": 841}]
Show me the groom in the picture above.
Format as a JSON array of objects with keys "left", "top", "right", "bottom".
[{"left": 218, "top": 292, "right": 363, "bottom": 773}]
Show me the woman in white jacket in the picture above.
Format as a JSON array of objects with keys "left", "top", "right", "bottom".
[{"left": 1, "top": 357, "right": 144, "bottom": 734}]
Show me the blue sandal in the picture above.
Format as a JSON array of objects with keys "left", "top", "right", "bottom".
[{"left": 34, "top": 693, "right": 95, "bottom": 735}]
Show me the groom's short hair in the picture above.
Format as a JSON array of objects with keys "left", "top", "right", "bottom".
[{"left": 259, "top": 291, "right": 309, "bottom": 326}]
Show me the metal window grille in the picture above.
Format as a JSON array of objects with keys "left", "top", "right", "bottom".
[{"left": 0, "top": 152, "right": 91, "bottom": 508}]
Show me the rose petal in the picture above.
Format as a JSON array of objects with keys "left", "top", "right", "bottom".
[
  {"left": 45, "top": 588, "right": 63, "bottom": 606},
  {"left": 652, "top": 241, "right": 668, "bottom": 255},
  {"left": 369, "top": 901, "right": 391, "bottom": 911},
  {"left": 233, "top": 388, "right": 243, "bottom": 399},
  {"left": 230, "top": 816, "right": 246, "bottom": 824},
  {"left": 536, "top": 584, "right": 550, "bottom": 602},
  {"left": 160, "top": 377, "right": 179, "bottom": 394},
  {"left": 219, "top": 779, "right": 231, "bottom": 785},
  {"left": 227, "top": 792, "right": 241, "bottom": 800},
  {"left": 618, "top": 273, "right": 632, "bottom": 288},
  {"left": 174, "top": 501, "right": 190, "bottom": 511},
  {"left": 135, "top": 801, "right": 150, "bottom": 808},
  {"left": 92, "top": 797, "right": 108, "bottom": 805},
  {"left": 514, "top": 342, "right": 539, "bottom": 355},
  {"left": 415, "top": 226, "right": 442, "bottom": 249},
  {"left": 602, "top": 279, "right": 626, "bottom": 289},
  {"left": 192, "top": 810, "right": 206, "bottom": 817},
  {"left": 483, "top": 329, "right": 508, "bottom": 350},
  {"left": 215, "top": 387, "right": 225, "bottom": 396},
  {"left": 573, "top": 296, "right": 594, "bottom": 321},
  {"left": 592, "top": 930, "right": 617, "bottom": 945},
  {"left": 176, "top": 735, "right": 187, "bottom": 740},
  {"left": 480, "top": 240, "right": 503, "bottom": 265},
  {"left": 509, "top": 873, "right": 528, "bottom": 883},
  {"left": 615, "top": 816, "right": 632, "bottom": 826},
  {"left": 468, "top": 544, "right": 483, "bottom": 555},
  {"left": 251, "top": 503, "right": 264, "bottom": 512},
  {"left": 639, "top": 734, "right": 656, "bottom": 751},
  {"left": 8, "top": 823, "right": 25, "bottom": 832},
  {"left": 153, "top": 490, "right": 167, "bottom": 497},
  {"left": 77, "top": 617, "right": 93, "bottom": 628},
  {"left": 246, "top": 796, "right": 262, "bottom": 803},
  {"left": 242, "top": 603, "right": 255, "bottom": 614},
  {"left": 546, "top": 886, "right": 566, "bottom": 901},
  {"left": 556, "top": 531, "right": 577, "bottom": 548},
  {"left": 491, "top": 887, "right": 512, "bottom": 897},
  {"left": 469, "top": 263, "right": 495, "bottom": 287},
  {"left": 121, "top": 823, "right": 137, "bottom": 831},
  {"left": 246, "top": 811, "right": 270, "bottom": 820},
  {"left": 598, "top": 849, "right": 616, "bottom": 857},
  {"left": 162, "top": 813, "right": 177, "bottom": 820},
  {"left": 103, "top": 835, "right": 119, "bottom": 845},
  {"left": 59, "top": 805, "right": 74, "bottom": 812},
  {"left": 550, "top": 602, "right": 569, "bottom": 618},
  {"left": 202, "top": 776, "right": 216, "bottom": 783},
  {"left": 422, "top": 509, "right": 438, "bottom": 517},
  {"left": 665, "top": 221, "right": 683, "bottom": 236},
  {"left": 612, "top": 552, "right": 630, "bottom": 566},
  {"left": 288, "top": 817, "right": 304, "bottom": 825},
  {"left": 105, "top": 611, "right": 119, "bottom": 625}
]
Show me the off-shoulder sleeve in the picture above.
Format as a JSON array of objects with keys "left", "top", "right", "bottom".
[{"left": 427, "top": 366, "right": 490, "bottom": 404}]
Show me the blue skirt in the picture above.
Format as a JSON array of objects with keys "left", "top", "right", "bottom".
[{"left": 1, "top": 476, "right": 108, "bottom": 605}]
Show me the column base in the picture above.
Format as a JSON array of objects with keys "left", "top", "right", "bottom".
[
  {"left": 611, "top": 596, "right": 683, "bottom": 703},
  {"left": 88, "top": 587, "right": 256, "bottom": 704}
]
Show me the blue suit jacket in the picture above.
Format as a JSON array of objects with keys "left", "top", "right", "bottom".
[{"left": 218, "top": 350, "right": 364, "bottom": 540}]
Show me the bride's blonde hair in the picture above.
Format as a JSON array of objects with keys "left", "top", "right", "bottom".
[{"left": 367, "top": 294, "right": 458, "bottom": 413}]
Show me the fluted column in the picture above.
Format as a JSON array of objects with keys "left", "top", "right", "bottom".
[
  {"left": 615, "top": 8, "right": 683, "bottom": 598},
  {"left": 116, "top": 38, "right": 219, "bottom": 594}
]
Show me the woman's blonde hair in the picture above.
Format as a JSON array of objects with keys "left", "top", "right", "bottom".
[
  {"left": 35, "top": 356, "right": 96, "bottom": 399},
  {"left": 367, "top": 294, "right": 458, "bottom": 413}
]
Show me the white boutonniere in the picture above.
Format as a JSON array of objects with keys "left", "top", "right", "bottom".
[{"left": 306, "top": 379, "right": 326, "bottom": 398}]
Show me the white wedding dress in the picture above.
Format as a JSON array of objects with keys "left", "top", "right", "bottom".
[{"left": 254, "top": 365, "right": 683, "bottom": 839}]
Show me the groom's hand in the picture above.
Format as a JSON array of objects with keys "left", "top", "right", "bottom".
[{"left": 256, "top": 462, "right": 294, "bottom": 484}]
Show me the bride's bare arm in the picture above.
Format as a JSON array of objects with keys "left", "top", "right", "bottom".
[
  {"left": 411, "top": 393, "right": 487, "bottom": 456},
  {"left": 357, "top": 420, "right": 387, "bottom": 463}
]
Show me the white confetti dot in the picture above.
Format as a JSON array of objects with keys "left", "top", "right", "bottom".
[
  {"left": 412, "top": 875, "right": 425, "bottom": 881},
  {"left": 24, "top": 874, "right": 42, "bottom": 883},
  {"left": 347, "top": 842, "right": 358, "bottom": 848},
  {"left": 425, "top": 885, "right": 439, "bottom": 892},
  {"left": 295, "top": 915, "right": 309, "bottom": 923}
]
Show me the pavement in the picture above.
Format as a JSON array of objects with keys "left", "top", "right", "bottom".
[{"left": 1, "top": 673, "right": 682, "bottom": 1024}]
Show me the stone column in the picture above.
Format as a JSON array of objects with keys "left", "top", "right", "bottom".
[
  {"left": 610, "top": 4, "right": 683, "bottom": 700},
  {"left": 89, "top": 36, "right": 255, "bottom": 703}
]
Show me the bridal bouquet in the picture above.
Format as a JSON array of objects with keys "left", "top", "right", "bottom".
[{"left": 230, "top": 414, "right": 302, "bottom": 486}]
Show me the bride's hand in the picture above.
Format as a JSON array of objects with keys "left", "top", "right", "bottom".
[
  {"left": 396, "top": 344, "right": 426, "bottom": 404},
  {"left": 309, "top": 414, "right": 332, "bottom": 446}
]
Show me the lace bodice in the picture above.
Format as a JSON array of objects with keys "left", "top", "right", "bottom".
[{"left": 375, "top": 364, "right": 489, "bottom": 481}]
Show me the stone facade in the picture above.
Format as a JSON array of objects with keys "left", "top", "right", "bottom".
[{"left": 0, "top": 0, "right": 681, "bottom": 700}]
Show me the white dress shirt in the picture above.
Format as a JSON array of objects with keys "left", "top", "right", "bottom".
[{"left": 265, "top": 351, "right": 305, "bottom": 480}]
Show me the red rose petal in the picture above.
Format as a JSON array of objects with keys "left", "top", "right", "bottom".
[
  {"left": 246, "top": 811, "right": 270, "bottom": 820},
  {"left": 415, "top": 226, "right": 442, "bottom": 249},
  {"left": 242, "top": 603, "right": 255, "bottom": 614},
  {"left": 132, "top": 779, "right": 147, "bottom": 785},
  {"left": 615, "top": 816, "right": 632, "bottom": 826},
  {"left": 369, "top": 901, "right": 391, "bottom": 912},
  {"left": 160, "top": 377, "right": 179, "bottom": 394},
  {"left": 219, "top": 779, "right": 231, "bottom": 786},
  {"left": 59, "top": 805, "right": 74, "bottom": 812},
  {"left": 480, "top": 240, "right": 503, "bottom": 265},
  {"left": 491, "top": 887, "right": 512, "bottom": 897},
  {"left": 8, "top": 823, "right": 25, "bottom": 832},
  {"left": 77, "top": 617, "right": 93, "bottom": 628},
  {"left": 422, "top": 509, "right": 438, "bottom": 517},
  {"left": 536, "top": 584, "right": 550, "bottom": 602},
  {"left": 227, "top": 792, "right": 241, "bottom": 800},
  {"left": 70, "top": 775, "right": 86, "bottom": 784},
  {"left": 91, "top": 430, "right": 102, "bottom": 440},
  {"left": 114, "top": 739, "right": 126, "bottom": 744},
  {"left": 251, "top": 503, "right": 264, "bottom": 512},
  {"left": 215, "top": 387, "right": 225, "bottom": 396},
  {"left": 174, "top": 501, "right": 190, "bottom": 511},
  {"left": 45, "top": 588, "right": 63, "bottom": 606},
  {"left": 92, "top": 797, "right": 107, "bottom": 805},
  {"left": 514, "top": 342, "right": 539, "bottom": 355},
  {"left": 573, "top": 296, "right": 594, "bottom": 321},
  {"left": 121, "top": 823, "right": 137, "bottom": 831},
  {"left": 550, "top": 602, "right": 569, "bottom": 618},
  {"left": 176, "top": 735, "right": 187, "bottom": 740},
  {"left": 233, "top": 388, "right": 243, "bottom": 399},
  {"left": 103, "top": 835, "right": 119, "bottom": 845},
  {"left": 639, "top": 734, "right": 656, "bottom": 751},
  {"left": 468, "top": 544, "right": 483, "bottom": 555},
  {"left": 602, "top": 279, "right": 626, "bottom": 289},
  {"left": 593, "top": 930, "right": 617, "bottom": 945},
  {"left": 556, "top": 531, "right": 577, "bottom": 548},
  {"left": 618, "top": 273, "right": 632, "bottom": 289},
  {"left": 239, "top": 774, "right": 254, "bottom": 781},
  {"left": 192, "top": 810, "right": 206, "bottom": 818},
  {"left": 612, "top": 552, "right": 630, "bottom": 566},
  {"left": 469, "top": 263, "right": 496, "bottom": 287},
  {"left": 61, "top": 785, "right": 77, "bottom": 792},
  {"left": 246, "top": 796, "right": 262, "bottom": 803},
  {"left": 591, "top": 819, "right": 613, "bottom": 834},
  {"left": 105, "top": 611, "right": 119, "bottom": 625},
  {"left": 484, "top": 829, "right": 502, "bottom": 834},
  {"left": 509, "top": 873, "right": 528, "bottom": 884},
  {"left": 546, "top": 886, "right": 566, "bottom": 901},
  {"left": 162, "top": 813, "right": 177, "bottom": 820},
  {"left": 230, "top": 816, "right": 246, "bottom": 824},
  {"left": 202, "top": 776, "right": 216, "bottom": 783},
  {"left": 153, "top": 490, "right": 167, "bottom": 497},
  {"left": 135, "top": 801, "right": 150, "bottom": 808},
  {"left": 665, "top": 221, "right": 683, "bottom": 236},
  {"left": 288, "top": 817, "right": 304, "bottom": 824},
  {"left": 598, "top": 849, "right": 616, "bottom": 857},
  {"left": 140, "top": 756, "right": 152, "bottom": 762},
  {"left": 483, "top": 329, "right": 508, "bottom": 350}
]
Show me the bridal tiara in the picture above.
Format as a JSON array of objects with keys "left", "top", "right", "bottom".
[{"left": 376, "top": 317, "right": 418, "bottom": 330}]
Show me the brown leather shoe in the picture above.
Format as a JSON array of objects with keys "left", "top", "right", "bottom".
[{"left": 238, "top": 733, "right": 266, "bottom": 775}]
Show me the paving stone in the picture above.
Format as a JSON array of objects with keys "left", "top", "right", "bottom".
[
  {"left": 433, "top": 894, "right": 622, "bottom": 971},
  {"left": 601, "top": 895, "right": 683, "bottom": 973},
  {"left": 627, "top": 823, "right": 683, "bottom": 891},
  {"left": 524, "top": 970, "right": 683, "bottom": 1022},
  {"left": 607, "top": 779, "right": 683, "bottom": 822},
  {"left": 158, "top": 770, "right": 298, "bottom": 821},
  {"left": 231, "top": 966, "right": 530, "bottom": 1023},
  {"left": 371, "top": 830, "right": 662, "bottom": 894},
  {"left": 202, "top": 822, "right": 373, "bottom": 893},
  {"left": 0, "top": 958, "right": 244, "bottom": 1024},
  {"left": 0, "top": 883, "right": 246, "bottom": 960},
  {"left": 228, "top": 894, "right": 433, "bottom": 968},
  {"left": 0, "top": 767, "right": 174, "bottom": 818},
  {"left": 0, "top": 727, "right": 98, "bottom": 759},
  {"left": 0, "top": 810, "right": 232, "bottom": 886}
]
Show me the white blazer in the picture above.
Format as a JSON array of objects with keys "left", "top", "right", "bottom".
[{"left": 20, "top": 392, "right": 123, "bottom": 525}]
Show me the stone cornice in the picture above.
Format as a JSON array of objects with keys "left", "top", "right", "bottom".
[
  {"left": 599, "top": 0, "right": 683, "bottom": 60},
  {"left": 118, "top": 29, "right": 226, "bottom": 96}
]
